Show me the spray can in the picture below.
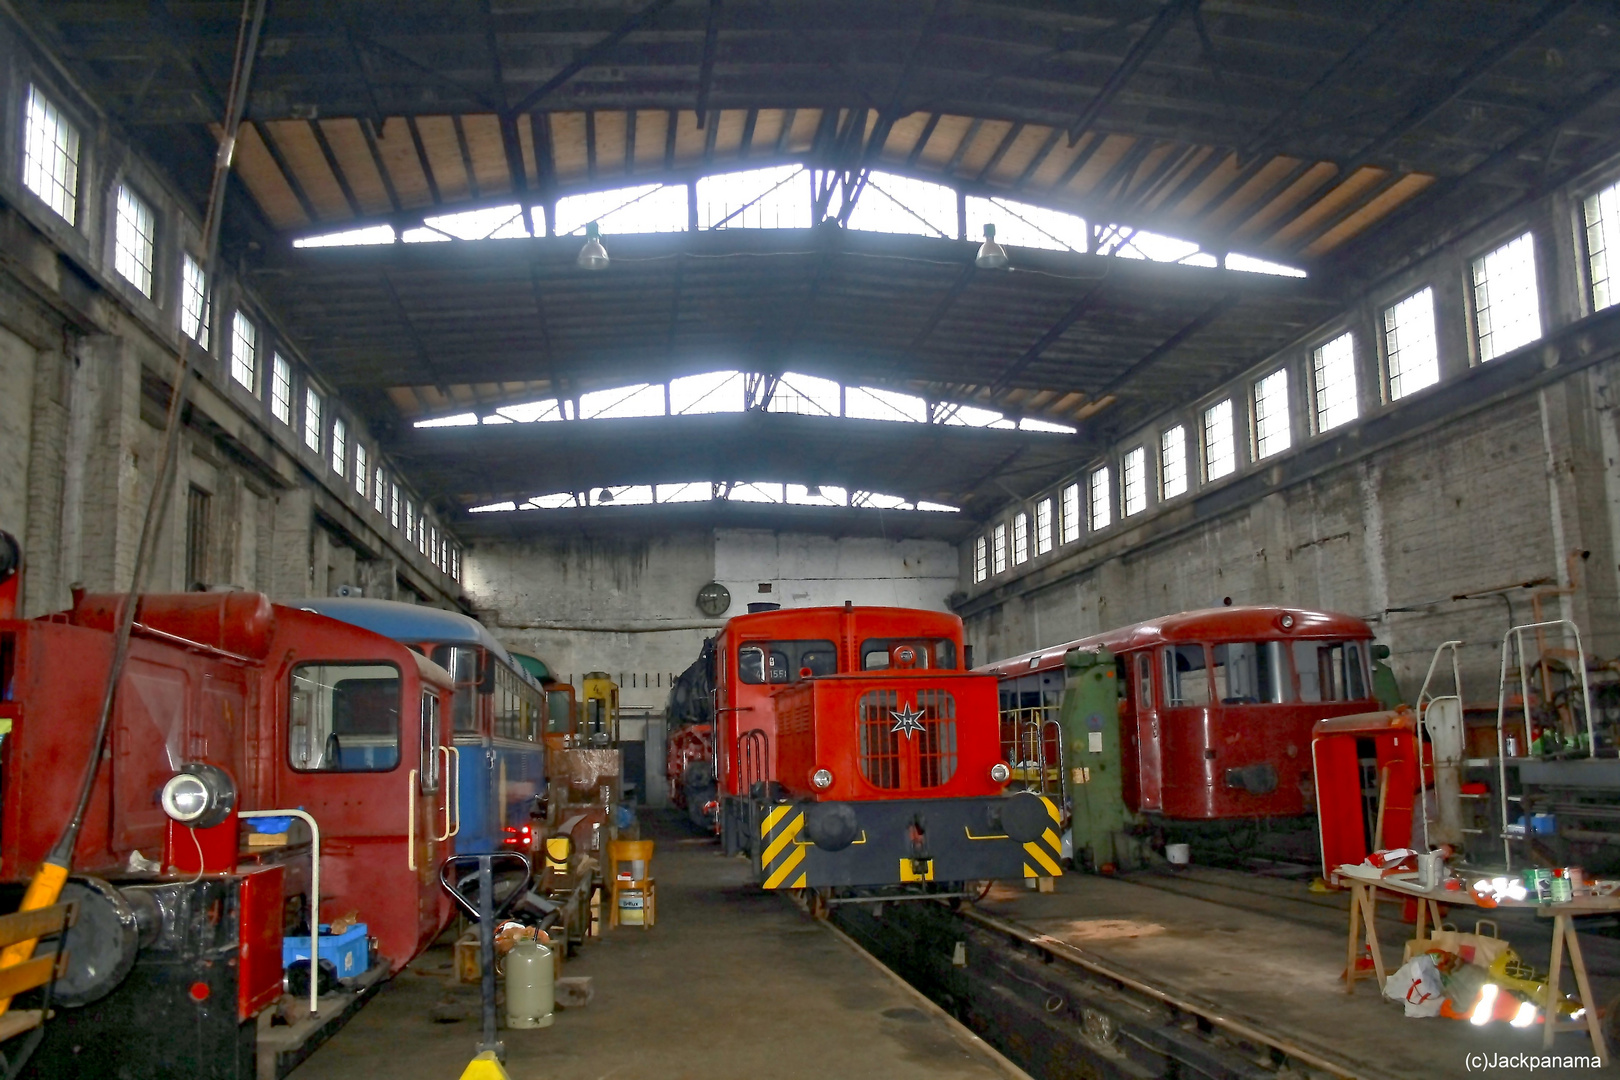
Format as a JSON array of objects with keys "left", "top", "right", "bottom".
[{"left": 501, "top": 937, "right": 554, "bottom": 1029}]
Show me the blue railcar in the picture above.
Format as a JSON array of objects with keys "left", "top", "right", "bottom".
[{"left": 294, "top": 598, "right": 546, "bottom": 854}]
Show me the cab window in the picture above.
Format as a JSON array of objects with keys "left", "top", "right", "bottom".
[
  {"left": 1212, "top": 642, "right": 1287, "bottom": 704},
  {"left": 1162, "top": 645, "right": 1210, "bottom": 707},
  {"left": 547, "top": 689, "right": 575, "bottom": 733},
  {"left": 420, "top": 691, "right": 442, "bottom": 792},
  {"left": 1296, "top": 640, "right": 1370, "bottom": 702},
  {"left": 289, "top": 662, "right": 401, "bottom": 771},
  {"left": 738, "top": 639, "right": 838, "bottom": 684},
  {"left": 860, "top": 638, "right": 957, "bottom": 670}
]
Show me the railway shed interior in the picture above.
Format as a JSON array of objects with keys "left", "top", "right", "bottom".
[{"left": 3, "top": 1, "right": 1620, "bottom": 1078}]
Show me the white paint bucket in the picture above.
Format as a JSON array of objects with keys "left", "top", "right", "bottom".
[{"left": 1166, "top": 843, "right": 1191, "bottom": 866}]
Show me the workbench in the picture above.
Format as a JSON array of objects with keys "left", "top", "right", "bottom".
[{"left": 1334, "top": 864, "right": 1615, "bottom": 1062}]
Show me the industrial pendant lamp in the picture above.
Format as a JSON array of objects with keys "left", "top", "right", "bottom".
[
  {"left": 975, "top": 224, "right": 1009, "bottom": 270},
  {"left": 577, "top": 222, "right": 609, "bottom": 270},
  {"left": 596, "top": 487, "right": 615, "bottom": 504}
]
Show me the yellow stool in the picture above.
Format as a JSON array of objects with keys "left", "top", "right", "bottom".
[{"left": 608, "top": 840, "right": 655, "bottom": 929}]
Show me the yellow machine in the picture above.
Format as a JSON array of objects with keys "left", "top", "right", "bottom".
[{"left": 581, "top": 671, "right": 619, "bottom": 747}]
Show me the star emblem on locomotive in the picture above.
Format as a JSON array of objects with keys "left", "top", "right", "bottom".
[{"left": 889, "top": 701, "right": 927, "bottom": 738}]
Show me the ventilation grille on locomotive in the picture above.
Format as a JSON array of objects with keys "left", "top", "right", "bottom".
[{"left": 857, "top": 688, "right": 957, "bottom": 790}]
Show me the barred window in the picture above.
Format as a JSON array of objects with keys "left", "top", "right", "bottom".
[
  {"left": 1089, "top": 467, "right": 1111, "bottom": 530},
  {"left": 390, "top": 483, "right": 401, "bottom": 528},
  {"left": 1472, "top": 232, "right": 1541, "bottom": 361},
  {"left": 303, "top": 386, "right": 323, "bottom": 452},
  {"left": 1122, "top": 447, "right": 1147, "bottom": 516},
  {"left": 1160, "top": 425, "right": 1187, "bottom": 499},
  {"left": 973, "top": 536, "right": 988, "bottom": 583},
  {"left": 1011, "top": 512, "right": 1029, "bottom": 565},
  {"left": 1584, "top": 182, "right": 1620, "bottom": 313},
  {"left": 230, "top": 312, "right": 258, "bottom": 394},
  {"left": 23, "top": 86, "right": 79, "bottom": 224},
  {"left": 114, "top": 185, "right": 155, "bottom": 297},
  {"left": 331, "top": 417, "right": 348, "bottom": 476},
  {"left": 1312, "top": 333, "right": 1358, "bottom": 432},
  {"left": 1383, "top": 288, "right": 1440, "bottom": 400},
  {"left": 991, "top": 523, "right": 1007, "bottom": 575},
  {"left": 354, "top": 443, "right": 369, "bottom": 496},
  {"left": 270, "top": 353, "right": 292, "bottom": 423},
  {"left": 1034, "top": 498, "right": 1052, "bottom": 555},
  {"left": 1254, "top": 368, "right": 1291, "bottom": 457},
  {"left": 404, "top": 499, "right": 416, "bottom": 542},
  {"left": 1203, "top": 399, "right": 1235, "bottom": 480},
  {"left": 180, "top": 254, "right": 211, "bottom": 346},
  {"left": 374, "top": 467, "right": 387, "bottom": 514},
  {"left": 1060, "top": 482, "right": 1080, "bottom": 544}
]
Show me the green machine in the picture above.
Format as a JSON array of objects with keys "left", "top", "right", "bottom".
[{"left": 1061, "top": 646, "right": 1144, "bottom": 871}]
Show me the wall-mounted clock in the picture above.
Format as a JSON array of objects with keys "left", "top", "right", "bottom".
[{"left": 696, "top": 581, "right": 731, "bottom": 617}]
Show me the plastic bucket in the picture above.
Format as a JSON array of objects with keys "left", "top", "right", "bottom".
[{"left": 1166, "top": 843, "right": 1191, "bottom": 866}]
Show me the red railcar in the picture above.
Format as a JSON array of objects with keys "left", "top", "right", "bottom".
[
  {"left": 982, "top": 606, "right": 1379, "bottom": 822},
  {"left": 670, "top": 604, "right": 1062, "bottom": 891},
  {"left": 0, "top": 585, "right": 458, "bottom": 1078}
]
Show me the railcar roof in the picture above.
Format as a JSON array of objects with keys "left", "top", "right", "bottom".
[
  {"left": 979, "top": 606, "right": 1375, "bottom": 678},
  {"left": 723, "top": 605, "right": 962, "bottom": 636},
  {"left": 292, "top": 597, "right": 528, "bottom": 682}
]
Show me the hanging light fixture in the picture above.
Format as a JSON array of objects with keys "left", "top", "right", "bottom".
[
  {"left": 596, "top": 487, "right": 615, "bottom": 504},
  {"left": 975, "top": 223, "right": 1009, "bottom": 270},
  {"left": 577, "top": 222, "right": 609, "bottom": 270},
  {"left": 805, "top": 484, "right": 823, "bottom": 498}
]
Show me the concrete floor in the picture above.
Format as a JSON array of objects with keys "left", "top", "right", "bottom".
[
  {"left": 287, "top": 813, "right": 1007, "bottom": 1080},
  {"left": 977, "top": 866, "right": 1620, "bottom": 1076}
]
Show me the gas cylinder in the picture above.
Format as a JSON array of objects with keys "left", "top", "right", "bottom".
[{"left": 502, "top": 937, "right": 554, "bottom": 1029}]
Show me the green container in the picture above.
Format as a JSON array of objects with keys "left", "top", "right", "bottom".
[
  {"left": 1549, "top": 875, "right": 1573, "bottom": 904},
  {"left": 1524, "top": 868, "right": 1553, "bottom": 903}
]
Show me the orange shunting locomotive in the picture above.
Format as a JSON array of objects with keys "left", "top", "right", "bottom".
[{"left": 668, "top": 603, "right": 1061, "bottom": 893}]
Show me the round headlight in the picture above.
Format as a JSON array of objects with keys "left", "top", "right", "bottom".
[
  {"left": 810, "top": 768, "right": 834, "bottom": 790},
  {"left": 160, "top": 764, "right": 236, "bottom": 829},
  {"left": 990, "top": 762, "right": 1011, "bottom": 784}
]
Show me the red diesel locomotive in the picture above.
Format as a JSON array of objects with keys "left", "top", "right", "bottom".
[
  {"left": 984, "top": 606, "right": 1380, "bottom": 826},
  {"left": 0, "top": 572, "right": 458, "bottom": 1077},
  {"left": 667, "top": 604, "right": 1063, "bottom": 892}
]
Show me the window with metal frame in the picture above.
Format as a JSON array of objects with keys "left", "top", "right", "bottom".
[
  {"left": 1089, "top": 467, "right": 1111, "bottom": 530},
  {"left": 973, "top": 536, "right": 988, "bottom": 583},
  {"left": 1060, "top": 483, "right": 1080, "bottom": 544},
  {"left": 1585, "top": 180, "right": 1620, "bottom": 313},
  {"left": 1162, "top": 644, "right": 1210, "bottom": 707},
  {"left": 270, "top": 353, "right": 292, "bottom": 423},
  {"left": 331, "top": 417, "right": 347, "bottom": 476},
  {"left": 288, "top": 662, "right": 401, "bottom": 772},
  {"left": 1312, "top": 333, "right": 1358, "bottom": 433},
  {"left": 180, "top": 254, "right": 211, "bottom": 346},
  {"left": 1383, "top": 288, "right": 1440, "bottom": 400},
  {"left": 1034, "top": 498, "right": 1053, "bottom": 555},
  {"left": 1203, "top": 399, "right": 1236, "bottom": 480},
  {"left": 1254, "top": 368, "right": 1292, "bottom": 456},
  {"left": 353, "top": 443, "right": 369, "bottom": 496},
  {"left": 738, "top": 640, "right": 838, "bottom": 684},
  {"left": 1122, "top": 447, "right": 1147, "bottom": 516},
  {"left": 992, "top": 522, "right": 1007, "bottom": 574},
  {"left": 114, "top": 184, "right": 155, "bottom": 297},
  {"left": 857, "top": 687, "right": 957, "bottom": 790},
  {"left": 1472, "top": 232, "right": 1541, "bottom": 361},
  {"left": 303, "top": 385, "right": 323, "bottom": 453},
  {"left": 1160, "top": 425, "right": 1188, "bottom": 499},
  {"left": 23, "top": 86, "right": 79, "bottom": 224},
  {"left": 1012, "top": 512, "right": 1029, "bottom": 564},
  {"left": 419, "top": 691, "right": 442, "bottom": 792},
  {"left": 231, "top": 312, "right": 258, "bottom": 395}
]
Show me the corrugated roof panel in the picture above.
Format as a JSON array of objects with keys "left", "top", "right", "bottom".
[
  {"left": 461, "top": 114, "right": 513, "bottom": 195},
  {"left": 320, "top": 119, "right": 393, "bottom": 215},
  {"left": 1198, "top": 156, "right": 1303, "bottom": 230},
  {"left": 954, "top": 118, "right": 1014, "bottom": 178},
  {"left": 1305, "top": 173, "right": 1435, "bottom": 256},
  {"left": 547, "top": 112, "right": 589, "bottom": 182},
  {"left": 632, "top": 109, "right": 672, "bottom": 171},
  {"left": 1166, "top": 150, "right": 1243, "bottom": 218},
  {"left": 1065, "top": 133, "right": 1135, "bottom": 196},
  {"left": 378, "top": 118, "right": 436, "bottom": 209},
  {"left": 1268, "top": 166, "right": 1387, "bottom": 248},
  {"left": 1230, "top": 162, "right": 1338, "bottom": 241},
  {"left": 413, "top": 116, "right": 477, "bottom": 202},
  {"left": 263, "top": 120, "right": 353, "bottom": 220},
  {"left": 235, "top": 123, "right": 307, "bottom": 229},
  {"left": 593, "top": 110, "right": 629, "bottom": 174}
]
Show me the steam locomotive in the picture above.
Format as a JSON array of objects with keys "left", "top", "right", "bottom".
[
  {"left": 666, "top": 604, "right": 1062, "bottom": 893},
  {"left": 0, "top": 554, "right": 469, "bottom": 1076}
]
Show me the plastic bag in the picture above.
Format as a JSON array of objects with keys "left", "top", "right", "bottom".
[{"left": 1384, "top": 955, "right": 1445, "bottom": 1017}]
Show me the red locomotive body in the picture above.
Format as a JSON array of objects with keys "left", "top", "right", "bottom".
[
  {"left": 672, "top": 604, "right": 1062, "bottom": 891},
  {"left": 983, "top": 606, "right": 1379, "bottom": 822},
  {"left": 0, "top": 588, "right": 457, "bottom": 1078}
]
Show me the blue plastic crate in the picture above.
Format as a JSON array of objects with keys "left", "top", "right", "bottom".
[{"left": 282, "top": 923, "right": 368, "bottom": 979}]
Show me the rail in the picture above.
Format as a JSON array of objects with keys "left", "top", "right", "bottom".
[{"left": 239, "top": 809, "right": 321, "bottom": 1017}]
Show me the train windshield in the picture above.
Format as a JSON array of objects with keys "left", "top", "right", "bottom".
[
  {"left": 1212, "top": 642, "right": 1287, "bottom": 704},
  {"left": 738, "top": 640, "right": 837, "bottom": 684},
  {"left": 860, "top": 639, "right": 957, "bottom": 671},
  {"left": 288, "top": 662, "right": 401, "bottom": 771},
  {"left": 1162, "top": 645, "right": 1210, "bottom": 706},
  {"left": 1295, "top": 640, "right": 1370, "bottom": 702}
]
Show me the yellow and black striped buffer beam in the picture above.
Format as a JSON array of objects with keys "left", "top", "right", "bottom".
[
  {"left": 1023, "top": 796, "right": 1064, "bottom": 879},
  {"left": 759, "top": 805, "right": 808, "bottom": 890}
]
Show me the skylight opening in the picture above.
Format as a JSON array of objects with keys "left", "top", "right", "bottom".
[
  {"left": 554, "top": 183, "right": 688, "bottom": 236},
  {"left": 767, "top": 372, "right": 841, "bottom": 417},
  {"left": 729, "top": 481, "right": 784, "bottom": 504},
  {"left": 787, "top": 484, "right": 849, "bottom": 506},
  {"left": 480, "top": 481, "right": 954, "bottom": 514},
  {"left": 594, "top": 485, "right": 654, "bottom": 506},
  {"left": 578, "top": 382, "right": 665, "bottom": 420},
  {"left": 294, "top": 224, "right": 397, "bottom": 248},
  {"left": 420, "top": 204, "right": 528, "bottom": 241},
  {"left": 670, "top": 371, "right": 746, "bottom": 414},
  {"left": 469, "top": 500, "right": 517, "bottom": 514},
  {"left": 938, "top": 404, "right": 1013, "bottom": 428},
  {"left": 1227, "top": 252, "right": 1307, "bottom": 278},
  {"left": 655, "top": 482, "right": 712, "bottom": 503},
  {"left": 402, "top": 227, "right": 452, "bottom": 244},
  {"left": 495, "top": 399, "right": 564, "bottom": 423},
  {"left": 844, "top": 384, "right": 927, "bottom": 423},
  {"left": 697, "top": 166, "right": 811, "bottom": 230},
  {"left": 843, "top": 172, "right": 956, "bottom": 239},
  {"left": 527, "top": 492, "right": 583, "bottom": 509},
  {"left": 1019, "top": 417, "right": 1077, "bottom": 434},
  {"left": 1099, "top": 225, "right": 1204, "bottom": 264},
  {"left": 416, "top": 412, "right": 479, "bottom": 428},
  {"left": 965, "top": 195, "right": 1086, "bottom": 253}
]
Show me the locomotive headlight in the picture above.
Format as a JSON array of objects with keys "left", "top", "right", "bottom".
[
  {"left": 990, "top": 762, "right": 1011, "bottom": 784},
  {"left": 160, "top": 763, "right": 236, "bottom": 829},
  {"left": 810, "top": 768, "right": 834, "bottom": 790}
]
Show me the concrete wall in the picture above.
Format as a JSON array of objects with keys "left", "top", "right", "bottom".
[
  {"left": 463, "top": 527, "right": 959, "bottom": 710},
  {"left": 958, "top": 152, "right": 1620, "bottom": 703},
  {"left": 0, "top": 25, "right": 462, "bottom": 613}
]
